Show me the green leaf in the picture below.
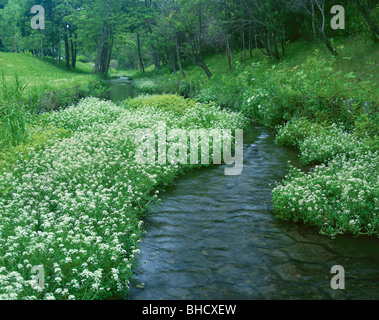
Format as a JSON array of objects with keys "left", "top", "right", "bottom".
[{"left": 344, "top": 72, "right": 357, "bottom": 79}]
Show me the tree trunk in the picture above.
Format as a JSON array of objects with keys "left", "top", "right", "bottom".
[
  {"left": 40, "top": 38, "right": 44, "bottom": 60},
  {"left": 249, "top": 28, "right": 253, "bottom": 58},
  {"left": 311, "top": 1, "right": 317, "bottom": 39},
  {"left": 162, "top": 49, "right": 177, "bottom": 75},
  {"left": 104, "top": 33, "right": 113, "bottom": 73},
  {"left": 172, "top": 24, "right": 185, "bottom": 78},
  {"left": 321, "top": 31, "right": 338, "bottom": 55},
  {"left": 71, "top": 33, "right": 77, "bottom": 69},
  {"left": 64, "top": 33, "right": 70, "bottom": 70},
  {"left": 355, "top": 0, "right": 378, "bottom": 40},
  {"left": 13, "top": 31, "right": 17, "bottom": 53},
  {"left": 57, "top": 37, "right": 61, "bottom": 68},
  {"left": 198, "top": 55, "right": 212, "bottom": 79},
  {"left": 94, "top": 0, "right": 111, "bottom": 74},
  {"left": 52, "top": 40, "right": 55, "bottom": 64},
  {"left": 242, "top": 25, "right": 246, "bottom": 59},
  {"left": 312, "top": 1, "right": 338, "bottom": 55},
  {"left": 137, "top": 33, "right": 145, "bottom": 73},
  {"left": 148, "top": 19, "right": 161, "bottom": 71},
  {"left": 226, "top": 36, "right": 232, "bottom": 69}
]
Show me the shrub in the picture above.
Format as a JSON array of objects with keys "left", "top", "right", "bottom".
[
  {"left": 299, "top": 124, "right": 370, "bottom": 165},
  {"left": 0, "top": 125, "right": 71, "bottom": 174},
  {"left": 124, "top": 94, "right": 197, "bottom": 115},
  {"left": 132, "top": 78, "right": 158, "bottom": 94},
  {"left": 275, "top": 118, "right": 326, "bottom": 149},
  {"left": 273, "top": 151, "right": 379, "bottom": 237},
  {"left": 276, "top": 119, "right": 372, "bottom": 165},
  {"left": 241, "top": 53, "right": 376, "bottom": 128},
  {"left": 196, "top": 73, "right": 244, "bottom": 110},
  {"left": 353, "top": 112, "right": 379, "bottom": 151}
]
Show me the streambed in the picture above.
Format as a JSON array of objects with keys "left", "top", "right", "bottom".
[
  {"left": 108, "top": 78, "right": 379, "bottom": 300},
  {"left": 129, "top": 126, "right": 379, "bottom": 300}
]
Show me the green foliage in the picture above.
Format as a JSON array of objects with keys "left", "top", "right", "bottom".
[
  {"left": 0, "top": 74, "right": 29, "bottom": 147},
  {"left": 132, "top": 76, "right": 195, "bottom": 97},
  {"left": 0, "top": 124, "right": 71, "bottom": 174},
  {"left": 241, "top": 49, "right": 377, "bottom": 128},
  {"left": 273, "top": 117, "right": 378, "bottom": 236},
  {"left": 299, "top": 124, "right": 372, "bottom": 165},
  {"left": 0, "top": 97, "right": 247, "bottom": 300},
  {"left": 196, "top": 72, "right": 244, "bottom": 110},
  {"left": 0, "top": 73, "right": 28, "bottom": 103},
  {"left": 276, "top": 119, "right": 374, "bottom": 165},
  {"left": 353, "top": 112, "right": 379, "bottom": 150},
  {"left": 275, "top": 118, "right": 326, "bottom": 149},
  {"left": 0, "top": 102, "right": 27, "bottom": 148},
  {"left": 273, "top": 152, "right": 379, "bottom": 237},
  {"left": 124, "top": 94, "right": 197, "bottom": 115},
  {"left": 132, "top": 78, "right": 159, "bottom": 94}
]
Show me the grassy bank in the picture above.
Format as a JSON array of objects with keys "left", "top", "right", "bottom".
[
  {"left": 0, "top": 95, "right": 248, "bottom": 300},
  {"left": 131, "top": 37, "right": 378, "bottom": 237},
  {"left": 274, "top": 118, "right": 378, "bottom": 236},
  {"left": 132, "top": 37, "right": 378, "bottom": 109},
  {"left": 0, "top": 53, "right": 106, "bottom": 106},
  {"left": 0, "top": 53, "right": 109, "bottom": 167}
]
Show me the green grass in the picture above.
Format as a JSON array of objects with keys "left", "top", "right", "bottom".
[
  {"left": 0, "top": 53, "right": 110, "bottom": 150},
  {"left": 0, "top": 52, "right": 97, "bottom": 101},
  {"left": 131, "top": 37, "right": 378, "bottom": 133}
]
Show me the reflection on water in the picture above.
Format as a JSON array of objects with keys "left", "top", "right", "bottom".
[
  {"left": 109, "top": 77, "right": 137, "bottom": 102},
  {"left": 130, "top": 125, "right": 379, "bottom": 300}
]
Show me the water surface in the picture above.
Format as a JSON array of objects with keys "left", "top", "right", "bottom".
[
  {"left": 130, "top": 125, "right": 379, "bottom": 300},
  {"left": 109, "top": 77, "right": 136, "bottom": 102}
]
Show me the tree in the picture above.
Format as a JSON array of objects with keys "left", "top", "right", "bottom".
[
  {"left": 74, "top": 0, "right": 120, "bottom": 74},
  {"left": 174, "top": 0, "right": 214, "bottom": 78},
  {"left": 354, "top": 0, "right": 379, "bottom": 41},
  {"left": 290, "top": 0, "right": 338, "bottom": 55},
  {"left": 0, "top": 0, "right": 22, "bottom": 53},
  {"left": 155, "top": 0, "right": 186, "bottom": 77},
  {"left": 240, "top": 0, "right": 287, "bottom": 60}
]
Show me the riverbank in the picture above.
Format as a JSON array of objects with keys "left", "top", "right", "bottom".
[
  {"left": 0, "top": 53, "right": 110, "bottom": 172},
  {"left": 130, "top": 124, "right": 379, "bottom": 300},
  {"left": 0, "top": 52, "right": 108, "bottom": 109},
  {"left": 0, "top": 95, "right": 248, "bottom": 300},
  {"left": 128, "top": 38, "right": 379, "bottom": 237}
]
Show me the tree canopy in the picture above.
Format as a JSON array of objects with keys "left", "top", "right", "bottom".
[{"left": 0, "top": 0, "right": 377, "bottom": 76}]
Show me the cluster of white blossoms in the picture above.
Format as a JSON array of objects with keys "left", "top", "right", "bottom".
[
  {"left": 273, "top": 118, "right": 378, "bottom": 236},
  {"left": 0, "top": 97, "right": 247, "bottom": 300},
  {"left": 273, "top": 152, "right": 379, "bottom": 236},
  {"left": 299, "top": 124, "right": 370, "bottom": 165}
]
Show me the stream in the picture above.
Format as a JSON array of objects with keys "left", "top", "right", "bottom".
[
  {"left": 109, "top": 78, "right": 379, "bottom": 300},
  {"left": 108, "top": 77, "right": 137, "bottom": 102}
]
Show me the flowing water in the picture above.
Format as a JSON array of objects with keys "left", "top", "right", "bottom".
[
  {"left": 108, "top": 77, "right": 137, "bottom": 102},
  {"left": 109, "top": 79, "right": 379, "bottom": 300}
]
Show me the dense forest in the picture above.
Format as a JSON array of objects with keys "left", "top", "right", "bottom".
[{"left": 0, "top": 0, "right": 378, "bottom": 76}]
